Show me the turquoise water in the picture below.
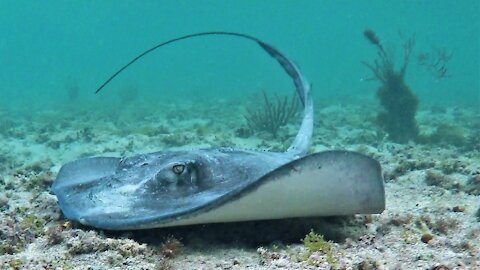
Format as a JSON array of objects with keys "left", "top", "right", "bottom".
[
  {"left": 0, "top": 1, "right": 478, "bottom": 112},
  {"left": 1, "top": 2, "right": 480, "bottom": 268}
]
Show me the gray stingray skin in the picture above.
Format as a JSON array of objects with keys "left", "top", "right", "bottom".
[
  {"left": 54, "top": 149, "right": 295, "bottom": 229},
  {"left": 52, "top": 32, "right": 385, "bottom": 230}
]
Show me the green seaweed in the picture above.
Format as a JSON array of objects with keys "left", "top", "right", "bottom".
[
  {"left": 301, "top": 230, "right": 337, "bottom": 266},
  {"left": 8, "top": 258, "right": 23, "bottom": 270},
  {"left": 20, "top": 215, "right": 46, "bottom": 236}
]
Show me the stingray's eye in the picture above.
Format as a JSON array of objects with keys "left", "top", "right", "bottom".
[
  {"left": 153, "top": 161, "right": 198, "bottom": 191},
  {"left": 172, "top": 164, "right": 185, "bottom": 175}
]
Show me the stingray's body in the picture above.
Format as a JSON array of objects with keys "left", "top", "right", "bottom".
[{"left": 53, "top": 32, "right": 385, "bottom": 230}]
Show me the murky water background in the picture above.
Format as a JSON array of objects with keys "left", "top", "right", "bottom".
[{"left": 1, "top": 1, "right": 478, "bottom": 114}]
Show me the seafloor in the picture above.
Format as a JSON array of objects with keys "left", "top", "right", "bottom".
[{"left": 0, "top": 96, "right": 478, "bottom": 270}]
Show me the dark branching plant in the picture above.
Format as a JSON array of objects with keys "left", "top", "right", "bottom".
[
  {"left": 417, "top": 47, "right": 453, "bottom": 80},
  {"left": 363, "top": 29, "right": 419, "bottom": 143},
  {"left": 244, "top": 90, "right": 299, "bottom": 138}
]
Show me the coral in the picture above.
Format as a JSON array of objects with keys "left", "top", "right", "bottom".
[
  {"left": 363, "top": 29, "right": 419, "bottom": 143},
  {"left": 244, "top": 90, "right": 299, "bottom": 138}
]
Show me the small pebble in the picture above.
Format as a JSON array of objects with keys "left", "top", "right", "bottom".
[
  {"left": 273, "top": 258, "right": 289, "bottom": 268},
  {"left": 452, "top": 205, "right": 464, "bottom": 212},
  {"left": 421, "top": 233, "right": 434, "bottom": 243}
]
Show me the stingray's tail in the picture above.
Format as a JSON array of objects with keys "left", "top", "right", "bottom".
[{"left": 94, "top": 31, "right": 313, "bottom": 157}]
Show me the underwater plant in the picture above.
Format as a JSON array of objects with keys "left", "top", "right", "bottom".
[
  {"left": 417, "top": 47, "right": 453, "bottom": 80},
  {"left": 363, "top": 29, "right": 419, "bottom": 143},
  {"left": 160, "top": 236, "right": 183, "bottom": 258},
  {"left": 301, "top": 230, "right": 337, "bottom": 266},
  {"left": 244, "top": 90, "right": 299, "bottom": 138}
]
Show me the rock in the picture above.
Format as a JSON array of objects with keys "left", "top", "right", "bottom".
[{"left": 273, "top": 258, "right": 289, "bottom": 268}]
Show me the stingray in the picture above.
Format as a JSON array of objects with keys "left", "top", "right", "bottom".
[{"left": 52, "top": 32, "right": 385, "bottom": 230}]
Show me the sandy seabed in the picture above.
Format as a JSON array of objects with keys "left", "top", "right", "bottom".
[{"left": 0, "top": 99, "right": 478, "bottom": 270}]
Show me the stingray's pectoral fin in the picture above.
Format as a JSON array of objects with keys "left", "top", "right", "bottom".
[
  {"left": 53, "top": 157, "right": 121, "bottom": 189},
  {"left": 52, "top": 151, "right": 385, "bottom": 230},
  {"left": 259, "top": 150, "right": 385, "bottom": 217},
  {"left": 269, "top": 150, "right": 385, "bottom": 216},
  {"left": 167, "top": 150, "right": 385, "bottom": 227},
  {"left": 52, "top": 157, "right": 121, "bottom": 220}
]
